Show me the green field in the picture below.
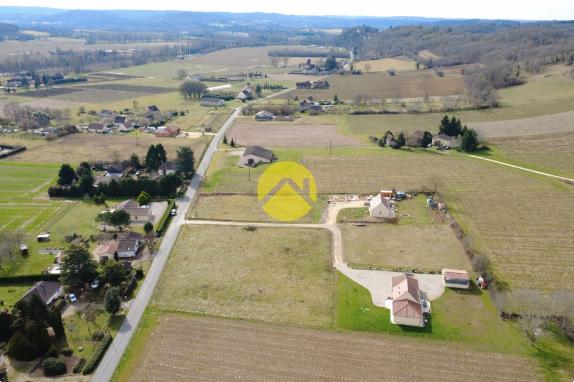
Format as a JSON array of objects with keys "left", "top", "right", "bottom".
[
  {"left": 341, "top": 196, "right": 470, "bottom": 272},
  {"left": 336, "top": 273, "right": 530, "bottom": 355},
  {"left": 154, "top": 225, "right": 334, "bottom": 327}
]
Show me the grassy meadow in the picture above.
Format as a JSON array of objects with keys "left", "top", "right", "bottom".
[{"left": 153, "top": 225, "right": 335, "bottom": 327}]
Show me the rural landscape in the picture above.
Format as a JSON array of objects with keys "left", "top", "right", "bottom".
[{"left": 0, "top": 3, "right": 573, "bottom": 382}]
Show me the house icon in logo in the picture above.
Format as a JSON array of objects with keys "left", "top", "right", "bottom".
[{"left": 257, "top": 162, "right": 317, "bottom": 222}]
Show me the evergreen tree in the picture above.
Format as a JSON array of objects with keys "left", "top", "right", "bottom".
[
  {"left": 145, "top": 145, "right": 161, "bottom": 171},
  {"left": 396, "top": 132, "right": 406, "bottom": 148},
  {"left": 223, "top": 135, "right": 228, "bottom": 144},
  {"left": 155, "top": 144, "right": 167, "bottom": 163},
  {"left": 57, "top": 164, "right": 76, "bottom": 186},
  {"left": 421, "top": 131, "right": 433, "bottom": 147},
  {"left": 104, "top": 287, "right": 122, "bottom": 316},
  {"left": 61, "top": 245, "right": 98, "bottom": 287},
  {"left": 461, "top": 128, "right": 479, "bottom": 152},
  {"left": 101, "top": 261, "right": 131, "bottom": 286},
  {"left": 175, "top": 147, "right": 195, "bottom": 178},
  {"left": 230, "top": 138, "right": 235, "bottom": 147},
  {"left": 136, "top": 191, "right": 151, "bottom": 206}
]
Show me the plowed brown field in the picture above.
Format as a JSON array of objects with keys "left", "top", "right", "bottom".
[{"left": 126, "top": 315, "right": 541, "bottom": 382}]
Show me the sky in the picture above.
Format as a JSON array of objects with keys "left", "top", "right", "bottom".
[{"left": 2, "top": 0, "right": 574, "bottom": 20}]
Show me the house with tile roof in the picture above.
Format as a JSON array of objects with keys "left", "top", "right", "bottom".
[{"left": 390, "top": 275, "right": 425, "bottom": 327}]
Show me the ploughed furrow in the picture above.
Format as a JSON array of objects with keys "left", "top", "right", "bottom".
[{"left": 129, "top": 315, "right": 541, "bottom": 382}]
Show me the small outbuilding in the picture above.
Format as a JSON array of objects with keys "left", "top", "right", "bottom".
[
  {"left": 201, "top": 97, "right": 225, "bottom": 107},
  {"left": 36, "top": 233, "right": 50, "bottom": 242},
  {"left": 442, "top": 269, "right": 470, "bottom": 289}
]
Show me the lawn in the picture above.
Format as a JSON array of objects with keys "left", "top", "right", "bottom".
[
  {"left": 63, "top": 311, "right": 125, "bottom": 361},
  {"left": 341, "top": 224, "right": 469, "bottom": 272},
  {"left": 335, "top": 273, "right": 531, "bottom": 355},
  {"left": 340, "top": 195, "right": 469, "bottom": 272},
  {"left": 153, "top": 225, "right": 334, "bottom": 327},
  {"left": 191, "top": 194, "right": 327, "bottom": 223},
  {"left": 0, "top": 284, "right": 33, "bottom": 308}
]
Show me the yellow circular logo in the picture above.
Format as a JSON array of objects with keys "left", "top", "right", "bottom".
[{"left": 257, "top": 161, "right": 317, "bottom": 222}]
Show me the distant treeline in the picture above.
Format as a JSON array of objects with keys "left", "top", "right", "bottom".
[
  {"left": 337, "top": 22, "right": 574, "bottom": 73},
  {"left": 268, "top": 48, "right": 349, "bottom": 58}
]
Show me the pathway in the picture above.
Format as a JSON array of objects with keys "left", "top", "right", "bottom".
[{"left": 469, "top": 155, "right": 574, "bottom": 183}]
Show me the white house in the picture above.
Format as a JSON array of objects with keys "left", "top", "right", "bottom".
[
  {"left": 20, "top": 281, "right": 63, "bottom": 306},
  {"left": 432, "top": 134, "right": 461, "bottom": 149},
  {"left": 87, "top": 122, "right": 110, "bottom": 134},
  {"left": 369, "top": 191, "right": 396, "bottom": 219},
  {"left": 116, "top": 231, "right": 143, "bottom": 258},
  {"left": 116, "top": 199, "right": 152, "bottom": 223},
  {"left": 255, "top": 110, "right": 274, "bottom": 121}
]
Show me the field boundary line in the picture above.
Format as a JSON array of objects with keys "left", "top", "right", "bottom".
[{"left": 468, "top": 155, "right": 574, "bottom": 183}]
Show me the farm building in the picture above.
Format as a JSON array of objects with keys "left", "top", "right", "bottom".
[
  {"left": 389, "top": 275, "right": 425, "bottom": 327},
  {"left": 255, "top": 110, "right": 275, "bottom": 121},
  {"left": 155, "top": 125, "right": 180, "bottom": 138},
  {"left": 369, "top": 191, "right": 396, "bottom": 219},
  {"left": 87, "top": 122, "right": 110, "bottom": 134},
  {"left": 36, "top": 233, "right": 50, "bottom": 242},
  {"left": 19, "top": 281, "right": 63, "bottom": 306},
  {"left": 105, "top": 165, "right": 124, "bottom": 177},
  {"left": 115, "top": 199, "right": 152, "bottom": 223},
  {"left": 442, "top": 269, "right": 470, "bottom": 289},
  {"left": 146, "top": 105, "right": 160, "bottom": 113},
  {"left": 432, "top": 134, "right": 461, "bottom": 149},
  {"left": 238, "top": 145, "right": 275, "bottom": 168},
  {"left": 296, "top": 81, "right": 312, "bottom": 89},
  {"left": 201, "top": 97, "right": 225, "bottom": 107}
]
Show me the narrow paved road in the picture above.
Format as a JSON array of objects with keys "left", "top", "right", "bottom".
[
  {"left": 469, "top": 155, "right": 574, "bottom": 183},
  {"left": 91, "top": 108, "right": 240, "bottom": 382},
  {"left": 93, "top": 86, "right": 294, "bottom": 381}
]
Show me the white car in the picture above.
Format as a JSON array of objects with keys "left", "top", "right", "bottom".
[
  {"left": 170, "top": 208, "right": 177, "bottom": 216},
  {"left": 69, "top": 293, "right": 78, "bottom": 303},
  {"left": 91, "top": 280, "right": 100, "bottom": 289}
]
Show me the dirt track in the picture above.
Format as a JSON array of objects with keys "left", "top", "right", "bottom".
[
  {"left": 228, "top": 123, "right": 365, "bottom": 147},
  {"left": 128, "top": 315, "right": 541, "bottom": 382}
]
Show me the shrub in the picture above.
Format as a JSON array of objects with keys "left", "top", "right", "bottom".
[
  {"left": 42, "top": 357, "right": 67, "bottom": 376},
  {"left": 61, "top": 347, "right": 73, "bottom": 357},
  {"left": 82, "top": 334, "right": 112, "bottom": 375},
  {"left": 73, "top": 358, "right": 86, "bottom": 374},
  {"left": 91, "top": 330, "right": 105, "bottom": 341},
  {"left": 46, "top": 344, "right": 59, "bottom": 358},
  {"left": 155, "top": 199, "right": 175, "bottom": 236}
]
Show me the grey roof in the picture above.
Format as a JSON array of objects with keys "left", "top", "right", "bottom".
[
  {"left": 21, "top": 281, "right": 62, "bottom": 305},
  {"left": 243, "top": 146, "right": 274, "bottom": 161},
  {"left": 147, "top": 105, "right": 159, "bottom": 112},
  {"left": 114, "top": 115, "right": 127, "bottom": 124},
  {"left": 160, "top": 161, "right": 176, "bottom": 171},
  {"left": 117, "top": 239, "right": 138, "bottom": 253}
]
